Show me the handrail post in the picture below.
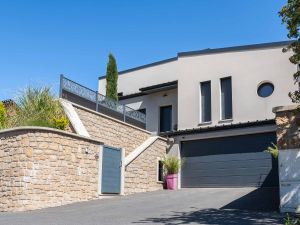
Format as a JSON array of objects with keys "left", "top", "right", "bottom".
[
  {"left": 59, "top": 74, "right": 64, "bottom": 98},
  {"left": 123, "top": 105, "right": 126, "bottom": 122},
  {"left": 96, "top": 91, "right": 99, "bottom": 112}
]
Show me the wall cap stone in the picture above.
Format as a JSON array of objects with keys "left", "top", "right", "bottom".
[
  {"left": 0, "top": 126, "right": 104, "bottom": 144},
  {"left": 273, "top": 104, "right": 300, "bottom": 113}
]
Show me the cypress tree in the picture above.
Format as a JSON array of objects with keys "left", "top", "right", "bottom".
[{"left": 105, "top": 53, "right": 118, "bottom": 101}]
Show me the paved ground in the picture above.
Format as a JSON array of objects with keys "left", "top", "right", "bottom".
[{"left": 0, "top": 188, "right": 283, "bottom": 225}]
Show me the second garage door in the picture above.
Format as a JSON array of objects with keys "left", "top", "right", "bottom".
[{"left": 181, "top": 132, "right": 278, "bottom": 188}]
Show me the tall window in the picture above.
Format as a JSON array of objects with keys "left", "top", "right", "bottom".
[
  {"left": 200, "top": 81, "right": 211, "bottom": 122},
  {"left": 220, "top": 77, "right": 232, "bottom": 120},
  {"left": 160, "top": 105, "right": 172, "bottom": 132},
  {"left": 158, "top": 160, "right": 164, "bottom": 182}
]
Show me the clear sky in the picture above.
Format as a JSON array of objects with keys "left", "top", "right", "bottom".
[{"left": 0, "top": 0, "right": 290, "bottom": 100}]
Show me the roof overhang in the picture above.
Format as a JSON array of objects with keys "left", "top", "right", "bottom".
[{"left": 139, "top": 80, "right": 177, "bottom": 94}]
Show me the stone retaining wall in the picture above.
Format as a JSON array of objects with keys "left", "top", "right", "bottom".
[
  {"left": 125, "top": 138, "right": 167, "bottom": 195},
  {"left": 0, "top": 127, "right": 102, "bottom": 212},
  {"left": 73, "top": 103, "right": 152, "bottom": 156},
  {"left": 0, "top": 103, "right": 168, "bottom": 212}
]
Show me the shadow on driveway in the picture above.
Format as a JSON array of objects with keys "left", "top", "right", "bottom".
[
  {"left": 133, "top": 208, "right": 283, "bottom": 225},
  {"left": 134, "top": 188, "right": 282, "bottom": 224}
]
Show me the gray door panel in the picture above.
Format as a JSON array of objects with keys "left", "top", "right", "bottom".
[
  {"left": 181, "top": 133, "right": 278, "bottom": 188},
  {"left": 101, "top": 146, "right": 121, "bottom": 194}
]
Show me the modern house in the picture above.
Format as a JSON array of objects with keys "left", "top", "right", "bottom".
[{"left": 98, "top": 41, "right": 297, "bottom": 189}]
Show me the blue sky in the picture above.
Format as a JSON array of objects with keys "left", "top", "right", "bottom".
[{"left": 0, "top": 0, "right": 289, "bottom": 100}]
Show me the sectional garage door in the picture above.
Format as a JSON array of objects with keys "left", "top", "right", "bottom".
[{"left": 181, "top": 132, "right": 278, "bottom": 188}]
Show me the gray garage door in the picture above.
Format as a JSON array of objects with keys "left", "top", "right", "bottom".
[{"left": 181, "top": 132, "right": 278, "bottom": 188}]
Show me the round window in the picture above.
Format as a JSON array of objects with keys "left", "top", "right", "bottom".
[{"left": 257, "top": 82, "right": 274, "bottom": 98}]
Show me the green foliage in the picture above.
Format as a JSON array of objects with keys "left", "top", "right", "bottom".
[
  {"left": 265, "top": 142, "right": 279, "bottom": 158},
  {"left": 0, "top": 102, "right": 7, "bottom": 129},
  {"left": 162, "top": 156, "right": 183, "bottom": 175},
  {"left": 105, "top": 53, "right": 118, "bottom": 101},
  {"left": 53, "top": 117, "right": 69, "bottom": 130},
  {"left": 284, "top": 214, "right": 299, "bottom": 225},
  {"left": 12, "top": 86, "right": 69, "bottom": 130},
  {"left": 279, "top": 0, "right": 300, "bottom": 102}
]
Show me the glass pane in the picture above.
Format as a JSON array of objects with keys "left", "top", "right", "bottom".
[
  {"left": 257, "top": 83, "right": 274, "bottom": 97},
  {"left": 160, "top": 106, "right": 172, "bottom": 132},
  {"left": 221, "top": 77, "right": 232, "bottom": 120},
  {"left": 201, "top": 81, "right": 211, "bottom": 122}
]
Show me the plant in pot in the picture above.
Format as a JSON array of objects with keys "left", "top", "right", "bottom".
[{"left": 162, "top": 156, "right": 183, "bottom": 190}]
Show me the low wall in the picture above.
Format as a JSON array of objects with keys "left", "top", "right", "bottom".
[
  {"left": 273, "top": 104, "right": 300, "bottom": 213},
  {"left": 0, "top": 127, "right": 102, "bottom": 212}
]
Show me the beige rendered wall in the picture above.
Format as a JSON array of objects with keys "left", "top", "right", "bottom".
[
  {"left": 104, "top": 44, "right": 297, "bottom": 132},
  {"left": 120, "top": 89, "right": 178, "bottom": 133},
  {"left": 177, "top": 46, "right": 297, "bottom": 130},
  {"left": 98, "top": 59, "right": 178, "bottom": 95}
]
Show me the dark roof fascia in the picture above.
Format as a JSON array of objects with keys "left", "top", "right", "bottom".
[
  {"left": 139, "top": 80, "right": 178, "bottom": 93},
  {"left": 178, "top": 40, "right": 294, "bottom": 57},
  {"left": 119, "top": 92, "right": 146, "bottom": 100},
  {"left": 163, "top": 119, "right": 275, "bottom": 137},
  {"left": 98, "top": 57, "right": 178, "bottom": 80}
]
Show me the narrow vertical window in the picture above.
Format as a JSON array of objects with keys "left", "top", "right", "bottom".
[
  {"left": 158, "top": 160, "right": 164, "bottom": 182},
  {"left": 220, "top": 77, "right": 232, "bottom": 120},
  {"left": 200, "top": 81, "right": 211, "bottom": 122}
]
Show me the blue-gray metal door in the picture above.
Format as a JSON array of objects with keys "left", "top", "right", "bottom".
[{"left": 101, "top": 146, "right": 122, "bottom": 194}]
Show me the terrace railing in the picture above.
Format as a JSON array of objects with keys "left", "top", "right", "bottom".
[{"left": 59, "top": 75, "right": 146, "bottom": 128}]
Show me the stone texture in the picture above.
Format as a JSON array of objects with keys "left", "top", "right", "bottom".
[
  {"left": 0, "top": 103, "right": 168, "bottom": 212},
  {"left": 73, "top": 104, "right": 167, "bottom": 194},
  {"left": 0, "top": 129, "right": 101, "bottom": 212},
  {"left": 125, "top": 139, "right": 167, "bottom": 195},
  {"left": 74, "top": 105, "right": 151, "bottom": 156},
  {"left": 274, "top": 108, "right": 300, "bottom": 149}
]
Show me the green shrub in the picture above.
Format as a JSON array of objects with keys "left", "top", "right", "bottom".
[
  {"left": 0, "top": 102, "right": 7, "bottom": 129},
  {"left": 13, "top": 86, "right": 69, "bottom": 130},
  {"left": 162, "top": 156, "right": 183, "bottom": 175},
  {"left": 284, "top": 214, "right": 299, "bottom": 225},
  {"left": 265, "top": 142, "right": 279, "bottom": 158},
  {"left": 53, "top": 116, "right": 69, "bottom": 130}
]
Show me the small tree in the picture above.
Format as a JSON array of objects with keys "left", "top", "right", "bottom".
[
  {"left": 105, "top": 53, "right": 118, "bottom": 101},
  {"left": 279, "top": 0, "right": 300, "bottom": 102}
]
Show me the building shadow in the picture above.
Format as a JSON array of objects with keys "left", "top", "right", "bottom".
[
  {"left": 133, "top": 208, "right": 283, "bottom": 225},
  {"left": 134, "top": 187, "right": 281, "bottom": 224},
  {"left": 221, "top": 187, "right": 279, "bottom": 211}
]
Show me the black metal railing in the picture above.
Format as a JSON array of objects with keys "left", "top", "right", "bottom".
[{"left": 59, "top": 75, "right": 146, "bottom": 128}]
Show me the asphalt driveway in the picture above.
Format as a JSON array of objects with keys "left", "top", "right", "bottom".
[{"left": 0, "top": 188, "right": 283, "bottom": 225}]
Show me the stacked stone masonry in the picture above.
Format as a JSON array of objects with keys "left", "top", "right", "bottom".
[
  {"left": 0, "top": 103, "right": 168, "bottom": 212},
  {"left": 0, "top": 128, "right": 101, "bottom": 212},
  {"left": 74, "top": 104, "right": 152, "bottom": 156},
  {"left": 73, "top": 103, "right": 168, "bottom": 194},
  {"left": 274, "top": 105, "right": 300, "bottom": 149}
]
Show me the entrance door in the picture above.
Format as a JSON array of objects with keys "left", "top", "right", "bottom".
[
  {"left": 101, "top": 146, "right": 122, "bottom": 194},
  {"left": 160, "top": 105, "right": 172, "bottom": 132}
]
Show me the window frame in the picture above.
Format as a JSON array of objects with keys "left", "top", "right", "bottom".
[
  {"left": 157, "top": 158, "right": 164, "bottom": 183},
  {"left": 199, "top": 80, "right": 212, "bottom": 124},
  {"left": 219, "top": 76, "right": 233, "bottom": 121}
]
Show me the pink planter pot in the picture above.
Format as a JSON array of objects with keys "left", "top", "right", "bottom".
[{"left": 166, "top": 174, "right": 178, "bottom": 190}]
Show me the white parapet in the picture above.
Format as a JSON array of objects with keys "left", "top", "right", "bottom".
[
  {"left": 59, "top": 99, "right": 90, "bottom": 137},
  {"left": 279, "top": 149, "right": 300, "bottom": 213}
]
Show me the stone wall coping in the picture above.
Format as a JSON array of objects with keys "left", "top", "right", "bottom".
[
  {"left": 273, "top": 104, "right": 300, "bottom": 113},
  {"left": 0, "top": 126, "right": 104, "bottom": 144}
]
